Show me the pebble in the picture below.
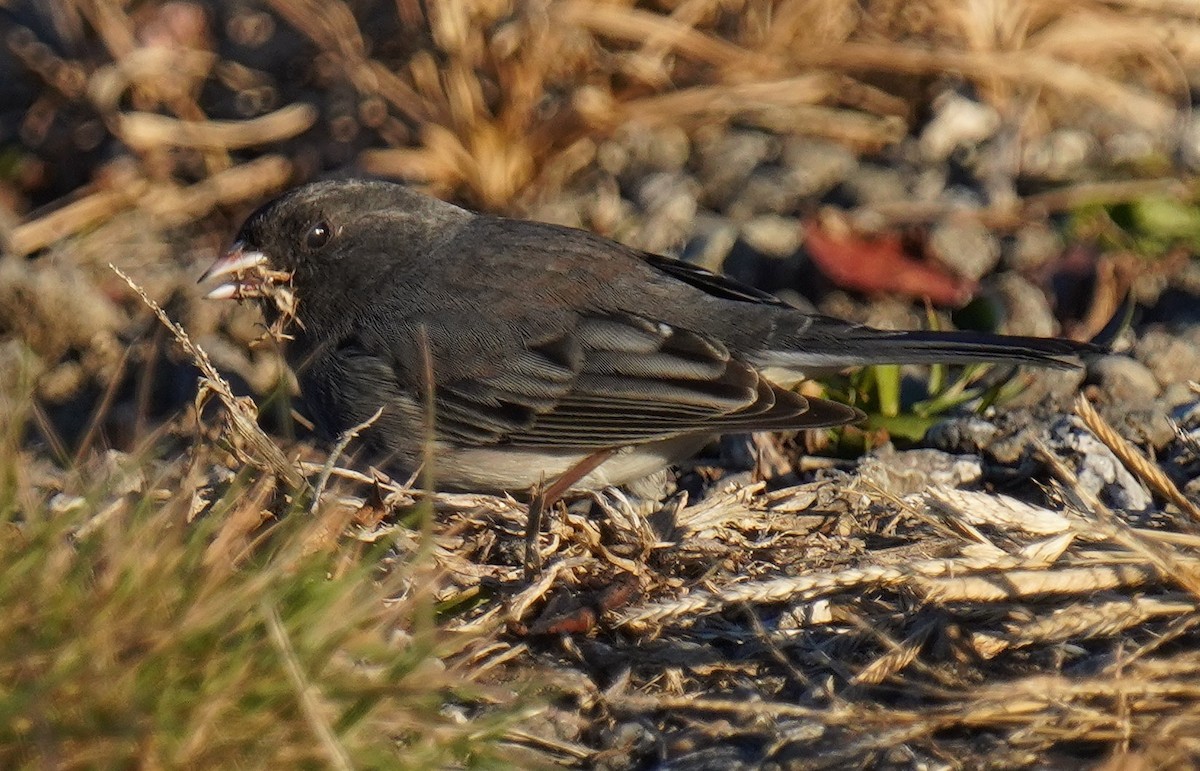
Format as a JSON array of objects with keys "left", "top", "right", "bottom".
[
  {"left": 856, "top": 447, "right": 984, "bottom": 497},
  {"left": 1162, "top": 382, "right": 1199, "bottom": 409},
  {"left": 608, "top": 123, "right": 691, "bottom": 182},
  {"left": 1008, "top": 366, "right": 1088, "bottom": 409},
  {"left": 913, "top": 166, "right": 948, "bottom": 202},
  {"left": 839, "top": 162, "right": 909, "bottom": 207},
  {"left": 1050, "top": 418, "right": 1154, "bottom": 512},
  {"left": 992, "top": 272, "right": 1057, "bottom": 337},
  {"left": 928, "top": 218, "right": 1000, "bottom": 282},
  {"left": 1104, "top": 129, "right": 1161, "bottom": 167},
  {"left": 1020, "top": 129, "right": 1095, "bottom": 181},
  {"left": 919, "top": 91, "right": 1000, "bottom": 162},
  {"left": 1106, "top": 407, "right": 1178, "bottom": 450},
  {"left": 739, "top": 214, "right": 802, "bottom": 259},
  {"left": 926, "top": 416, "right": 1002, "bottom": 455},
  {"left": 694, "top": 128, "right": 777, "bottom": 209},
  {"left": 1135, "top": 327, "right": 1200, "bottom": 389},
  {"left": 629, "top": 172, "right": 697, "bottom": 252},
  {"left": 780, "top": 136, "right": 858, "bottom": 198},
  {"left": 726, "top": 166, "right": 803, "bottom": 219},
  {"left": 682, "top": 210, "right": 739, "bottom": 272},
  {"left": 1007, "top": 222, "right": 1063, "bottom": 272},
  {"left": 1089, "top": 355, "right": 1162, "bottom": 403}
]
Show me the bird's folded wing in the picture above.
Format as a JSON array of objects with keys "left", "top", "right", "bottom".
[
  {"left": 432, "top": 313, "right": 860, "bottom": 449},
  {"left": 639, "top": 252, "right": 793, "bottom": 308}
]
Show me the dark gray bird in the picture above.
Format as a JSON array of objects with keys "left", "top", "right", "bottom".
[{"left": 202, "top": 179, "right": 1097, "bottom": 493}]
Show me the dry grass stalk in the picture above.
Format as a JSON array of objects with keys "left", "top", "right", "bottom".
[
  {"left": 972, "top": 597, "right": 1196, "bottom": 658},
  {"left": 794, "top": 41, "right": 1177, "bottom": 129},
  {"left": 11, "top": 157, "right": 293, "bottom": 255},
  {"left": 8, "top": 185, "right": 145, "bottom": 256},
  {"left": 851, "top": 621, "right": 936, "bottom": 685},
  {"left": 1075, "top": 394, "right": 1200, "bottom": 525},
  {"left": 1036, "top": 440, "right": 1200, "bottom": 599},
  {"left": 118, "top": 103, "right": 318, "bottom": 150},
  {"left": 309, "top": 407, "right": 384, "bottom": 514},
  {"left": 916, "top": 563, "right": 1158, "bottom": 603},
  {"left": 615, "top": 545, "right": 1048, "bottom": 631},
  {"left": 262, "top": 601, "right": 354, "bottom": 771},
  {"left": 926, "top": 486, "right": 1073, "bottom": 535},
  {"left": 111, "top": 265, "right": 307, "bottom": 492}
]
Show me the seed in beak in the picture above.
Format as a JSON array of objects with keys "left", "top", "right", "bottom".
[{"left": 200, "top": 242, "right": 268, "bottom": 299}]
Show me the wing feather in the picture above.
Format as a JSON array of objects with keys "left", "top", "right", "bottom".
[{"left": 425, "top": 314, "right": 860, "bottom": 449}]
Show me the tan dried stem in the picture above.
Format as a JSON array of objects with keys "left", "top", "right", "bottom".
[
  {"left": 110, "top": 265, "right": 308, "bottom": 493},
  {"left": 1074, "top": 394, "right": 1200, "bottom": 525}
]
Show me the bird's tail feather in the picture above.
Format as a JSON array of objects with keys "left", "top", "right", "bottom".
[{"left": 761, "top": 323, "right": 1104, "bottom": 372}]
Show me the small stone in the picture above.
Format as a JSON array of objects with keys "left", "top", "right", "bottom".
[
  {"left": 919, "top": 91, "right": 1000, "bottom": 162},
  {"left": 629, "top": 172, "right": 697, "bottom": 252},
  {"left": 992, "top": 272, "right": 1057, "bottom": 338},
  {"left": 928, "top": 218, "right": 1001, "bottom": 282},
  {"left": 1107, "top": 408, "right": 1178, "bottom": 450},
  {"left": 988, "top": 424, "right": 1040, "bottom": 465},
  {"left": 1135, "top": 327, "right": 1200, "bottom": 389},
  {"left": 1089, "top": 355, "right": 1162, "bottom": 403},
  {"left": 1021, "top": 129, "right": 1095, "bottom": 182},
  {"left": 1050, "top": 417, "right": 1153, "bottom": 512},
  {"left": 682, "top": 211, "right": 739, "bottom": 272},
  {"left": 1007, "top": 222, "right": 1063, "bottom": 272},
  {"left": 926, "top": 416, "right": 1002, "bottom": 455},
  {"left": 1163, "top": 382, "right": 1198, "bottom": 409},
  {"left": 739, "top": 215, "right": 802, "bottom": 259},
  {"left": 856, "top": 448, "right": 984, "bottom": 497},
  {"left": 726, "top": 166, "right": 803, "bottom": 219},
  {"left": 780, "top": 136, "right": 857, "bottom": 198},
  {"left": 913, "top": 166, "right": 948, "bottom": 202},
  {"left": 1104, "top": 130, "right": 1161, "bottom": 167},
  {"left": 605, "top": 123, "right": 691, "bottom": 185},
  {"left": 839, "top": 163, "right": 909, "bottom": 207},
  {"left": 1004, "top": 366, "right": 1087, "bottom": 409},
  {"left": 695, "top": 128, "right": 777, "bottom": 209}
]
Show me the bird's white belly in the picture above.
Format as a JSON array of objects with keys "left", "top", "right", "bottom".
[{"left": 426, "top": 435, "right": 709, "bottom": 493}]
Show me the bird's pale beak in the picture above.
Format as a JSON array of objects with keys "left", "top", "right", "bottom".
[{"left": 200, "top": 241, "right": 269, "bottom": 299}]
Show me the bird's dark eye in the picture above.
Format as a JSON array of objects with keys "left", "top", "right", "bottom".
[{"left": 305, "top": 221, "right": 332, "bottom": 250}]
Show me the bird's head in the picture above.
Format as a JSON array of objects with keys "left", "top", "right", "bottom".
[{"left": 201, "top": 179, "right": 472, "bottom": 332}]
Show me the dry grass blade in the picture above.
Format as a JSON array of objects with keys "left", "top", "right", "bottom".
[
  {"left": 1075, "top": 394, "right": 1200, "bottom": 525},
  {"left": 972, "top": 597, "right": 1197, "bottom": 658},
  {"left": 111, "top": 265, "right": 307, "bottom": 492},
  {"left": 795, "top": 42, "right": 1177, "bottom": 130},
  {"left": 1035, "top": 440, "right": 1200, "bottom": 599},
  {"left": 927, "top": 486, "right": 1073, "bottom": 536},
  {"left": 555, "top": 2, "right": 760, "bottom": 70},
  {"left": 309, "top": 407, "right": 384, "bottom": 514},
  {"left": 118, "top": 103, "right": 318, "bottom": 150},
  {"left": 8, "top": 185, "right": 144, "bottom": 256},
  {"left": 616, "top": 547, "right": 1043, "bottom": 631},
  {"left": 11, "top": 157, "right": 293, "bottom": 255},
  {"left": 852, "top": 621, "right": 935, "bottom": 685},
  {"left": 263, "top": 601, "right": 354, "bottom": 771},
  {"left": 916, "top": 563, "right": 1158, "bottom": 603}
]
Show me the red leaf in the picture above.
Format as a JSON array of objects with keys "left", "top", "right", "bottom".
[{"left": 804, "top": 220, "right": 976, "bottom": 306}]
